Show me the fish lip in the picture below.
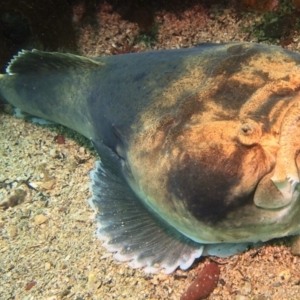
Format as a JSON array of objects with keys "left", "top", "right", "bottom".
[{"left": 268, "top": 98, "right": 300, "bottom": 205}]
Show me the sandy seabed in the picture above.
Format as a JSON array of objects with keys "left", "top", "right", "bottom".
[{"left": 2, "top": 2, "right": 300, "bottom": 299}]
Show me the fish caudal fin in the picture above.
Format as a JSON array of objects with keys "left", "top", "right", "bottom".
[{"left": 88, "top": 143, "right": 204, "bottom": 274}]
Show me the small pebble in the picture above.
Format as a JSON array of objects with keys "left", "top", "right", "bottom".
[
  {"left": 56, "top": 134, "right": 65, "bottom": 144},
  {"left": 9, "top": 227, "right": 18, "bottom": 238},
  {"left": 41, "top": 179, "right": 56, "bottom": 190},
  {"left": 79, "top": 147, "right": 85, "bottom": 154},
  {"left": 272, "top": 281, "right": 281, "bottom": 287},
  {"left": 88, "top": 272, "right": 102, "bottom": 291},
  {"left": 33, "top": 214, "right": 48, "bottom": 225},
  {"left": 45, "top": 262, "right": 51, "bottom": 270},
  {"left": 49, "top": 149, "right": 58, "bottom": 157},
  {"left": 278, "top": 269, "right": 291, "bottom": 281},
  {"left": 25, "top": 281, "right": 37, "bottom": 291},
  {"left": 291, "top": 235, "right": 300, "bottom": 255},
  {"left": 6, "top": 189, "right": 27, "bottom": 208},
  {"left": 240, "top": 281, "right": 252, "bottom": 295}
]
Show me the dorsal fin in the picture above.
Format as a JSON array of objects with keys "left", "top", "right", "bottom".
[{"left": 6, "top": 49, "right": 103, "bottom": 75}]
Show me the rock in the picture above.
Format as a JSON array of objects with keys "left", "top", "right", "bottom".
[
  {"left": 45, "top": 262, "right": 51, "bottom": 270},
  {"left": 291, "top": 235, "right": 300, "bottom": 255},
  {"left": 240, "top": 281, "right": 252, "bottom": 295},
  {"left": 41, "top": 179, "right": 56, "bottom": 190},
  {"left": 0, "top": 188, "right": 27, "bottom": 209},
  {"left": 33, "top": 214, "right": 48, "bottom": 225},
  {"left": 25, "top": 281, "right": 37, "bottom": 291},
  {"left": 181, "top": 262, "right": 220, "bottom": 300},
  {"left": 9, "top": 227, "right": 18, "bottom": 238}
]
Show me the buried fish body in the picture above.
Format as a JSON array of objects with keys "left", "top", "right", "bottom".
[{"left": 1, "top": 42, "right": 300, "bottom": 273}]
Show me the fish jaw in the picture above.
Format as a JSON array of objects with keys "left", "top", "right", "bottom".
[
  {"left": 271, "top": 99, "right": 300, "bottom": 201},
  {"left": 265, "top": 67, "right": 300, "bottom": 200}
]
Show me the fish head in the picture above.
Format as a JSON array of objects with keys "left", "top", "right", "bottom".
[
  {"left": 121, "top": 43, "right": 300, "bottom": 245},
  {"left": 124, "top": 111, "right": 299, "bottom": 243}
]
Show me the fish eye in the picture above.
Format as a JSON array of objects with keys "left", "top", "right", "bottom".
[
  {"left": 241, "top": 123, "right": 253, "bottom": 135},
  {"left": 237, "top": 120, "right": 262, "bottom": 146}
]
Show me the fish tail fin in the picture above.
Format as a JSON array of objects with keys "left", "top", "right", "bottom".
[{"left": 0, "top": 50, "right": 104, "bottom": 136}]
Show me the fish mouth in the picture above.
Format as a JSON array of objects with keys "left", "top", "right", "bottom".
[{"left": 254, "top": 97, "right": 300, "bottom": 210}]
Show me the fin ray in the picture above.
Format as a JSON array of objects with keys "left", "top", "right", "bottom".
[
  {"left": 7, "top": 49, "right": 103, "bottom": 75},
  {"left": 88, "top": 143, "right": 204, "bottom": 273}
]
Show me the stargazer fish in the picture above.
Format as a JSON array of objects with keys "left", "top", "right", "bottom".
[{"left": 1, "top": 42, "right": 300, "bottom": 273}]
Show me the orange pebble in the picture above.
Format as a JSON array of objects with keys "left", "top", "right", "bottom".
[
  {"left": 25, "top": 280, "right": 37, "bottom": 291},
  {"left": 181, "top": 262, "right": 220, "bottom": 300},
  {"left": 56, "top": 134, "right": 65, "bottom": 144},
  {"left": 242, "top": 0, "right": 279, "bottom": 12}
]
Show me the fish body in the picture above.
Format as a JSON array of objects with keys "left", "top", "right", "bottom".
[{"left": 2, "top": 42, "right": 300, "bottom": 273}]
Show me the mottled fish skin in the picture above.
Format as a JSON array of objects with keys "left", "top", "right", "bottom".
[
  {"left": 2, "top": 43, "right": 300, "bottom": 271},
  {"left": 122, "top": 43, "right": 300, "bottom": 243}
]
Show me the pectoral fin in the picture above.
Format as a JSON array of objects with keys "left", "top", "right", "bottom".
[{"left": 89, "top": 141, "right": 204, "bottom": 273}]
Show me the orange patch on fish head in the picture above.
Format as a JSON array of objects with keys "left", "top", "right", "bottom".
[{"left": 167, "top": 119, "right": 278, "bottom": 223}]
